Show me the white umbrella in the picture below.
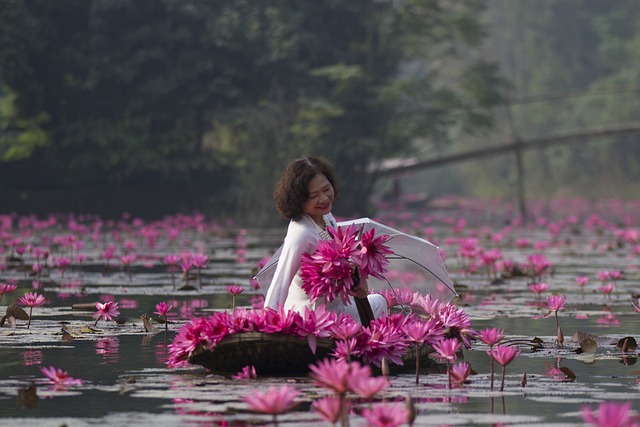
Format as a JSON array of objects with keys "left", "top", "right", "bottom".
[{"left": 254, "top": 217, "right": 457, "bottom": 302}]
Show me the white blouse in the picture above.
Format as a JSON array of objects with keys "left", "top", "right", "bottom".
[{"left": 264, "top": 213, "right": 340, "bottom": 312}]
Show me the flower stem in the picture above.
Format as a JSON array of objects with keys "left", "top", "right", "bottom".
[
  {"left": 500, "top": 365, "right": 506, "bottom": 392},
  {"left": 27, "top": 307, "right": 33, "bottom": 329},
  {"left": 415, "top": 344, "right": 421, "bottom": 384},
  {"left": 489, "top": 351, "right": 495, "bottom": 391}
]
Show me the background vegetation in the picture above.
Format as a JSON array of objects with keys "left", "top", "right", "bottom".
[{"left": 1, "top": 0, "right": 639, "bottom": 223}]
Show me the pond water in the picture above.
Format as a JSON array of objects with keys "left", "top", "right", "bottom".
[{"left": 0, "top": 201, "right": 639, "bottom": 426}]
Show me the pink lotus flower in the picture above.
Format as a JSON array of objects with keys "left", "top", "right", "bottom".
[
  {"left": 526, "top": 253, "right": 552, "bottom": 280},
  {"left": 478, "top": 326, "right": 504, "bottom": 390},
  {"left": 449, "top": 361, "right": 472, "bottom": 385},
  {"left": 226, "top": 285, "right": 244, "bottom": 296},
  {"left": 0, "top": 282, "right": 18, "bottom": 304},
  {"left": 120, "top": 253, "right": 137, "bottom": 265},
  {"left": 163, "top": 254, "right": 180, "bottom": 289},
  {"left": 349, "top": 374, "right": 390, "bottom": 401},
  {"left": 433, "top": 337, "right": 461, "bottom": 389},
  {"left": 154, "top": 301, "right": 172, "bottom": 316},
  {"left": 18, "top": 292, "right": 45, "bottom": 329},
  {"left": 489, "top": 345, "right": 521, "bottom": 366},
  {"left": 352, "top": 227, "right": 392, "bottom": 280},
  {"left": 40, "top": 366, "right": 83, "bottom": 387},
  {"left": 232, "top": 365, "right": 256, "bottom": 380},
  {"left": 191, "top": 253, "right": 208, "bottom": 288},
  {"left": 93, "top": 301, "right": 120, "bottom": 326},
  {"left": 402, "top": 316, "right": 445, "bottom": 383},
  {"left": 155, "top": 301, "right": 173, "bottom": 333},
  {"left": 301, "top": 224, "right": 392, "bottom": 304},
  {"left": 226, "top": 285, "right": 244, "bottom": 310},
  {"left": 545, "top": 294, "right": 567, "bottom": 315},
  {"left": 361, "top": 401, "right": 409, "bottom": 427},
  {"left": 243, "top": 385, "right": 299, "bottom": 422},
  {"left": 309, "top": 358, "right": 370, "bottom": 395},
  {"left": 582, "top": 401, "right": 639, "bottom": 427},
  {"left": 312, "top": 395, "right": 344, "bottom": 425},
  {"left": 575, "top": 276, "right": 589, "bottom": 288},
  {"left": 528, "top": 282, "right": 549, "bottom": 295},
  {"left": 487, "top": 345, "right": 522, "bottom": 391},
  {"left": 300, "top": 241, "right": 354, "bottom": 304},
  {"left": 56, "top": 257, "right": 71, "bottom": 277},
  {"left": 478, "top": 327, "right": 504, "bottom": 347},
  {"left": 356, "top": 314, "right": 411, "bottom": 367},
  {"left": 599, "top": 282, "right": 615, "bottom": 297}
]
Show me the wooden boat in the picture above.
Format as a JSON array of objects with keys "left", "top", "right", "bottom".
[
  {"left": 187, "top": 331, "right": 443, "bottom": 376},
  {"left": 188, "top": 332, "right": 334, "bottom": 376}
]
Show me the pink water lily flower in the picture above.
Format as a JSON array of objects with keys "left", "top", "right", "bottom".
[
  {"left": 488, "top": 345, "right": 521, "bottom": 366},
  {"left": 449, "top": 361, "right": 472, "bottom": 385},
  {"left": 243, "top": 385, "right": 299, "bottom": 424},
  {"left": 582, "top": 401, "right": 639, "bottom": 427},
  {"left": 312, "top": 395, "right": 344, "bottom": 425},
  {"left": 599, "top": 282, "right": 615, "bottom": 296},
  {"left": 488, "top": 345, "right": 522, "bottom": 391},
  {"left": 18, "top": 292, "right": 45, "bottom": 329},
  {"left": 0, "top": 282, "right": 18, "bottom": 304},
  {"left": 349, "top": 374, "right": 390, "bottom": 401},
  {"left": 154, "top": 301, "right": 173, "bottom": 316},
  {"left": 226, "top": 285, "right": 244, "bottom": 296},
  {"left": 361, "top": 401, "right": 409, "bottom": 427},
  {"left": 226, "top": 285, "right": 244, "bottom": 310},
  {"left": 93, "top": 301, "right": 120, "bottom": 326},
  {"left": 232, "top": 365, "right": 256, "bottom": 380},
  {"left": 528, "top": 282, "right": 549, "bottom": 295},
  {"left": 155, "top": 301, "right": 173, "bottom": 333},
  {"left": 309, "top": 358, "right": 370, "bottom": 395},
  {"left": 544, "top": 295, "right": 567, "bottom": 315},
  {"left": 575, "top": 276, "right": 589, "bottom": 288},
  {"left": 433, "top": 337, "right": 461, "bottom": 362},
  {"left": 40, "top": 366, "right": 83, "bottom": 387},
  {"left": 478, "top": 326, "right": 504, "bottom": 390},
  {"left": 478, "top": 327, "right": 504, "bottom": 347},
  {"left": 353, "top": 228, "right": 392, "bottom": 280}
]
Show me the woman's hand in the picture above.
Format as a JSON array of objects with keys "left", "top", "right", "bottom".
[{"left": 352, "top": 276, "right": 369, "bottom": 298}]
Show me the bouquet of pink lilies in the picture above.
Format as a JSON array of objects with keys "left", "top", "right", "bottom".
[{"left": 299, "top": 224, "right": 393, "bottom": 304}]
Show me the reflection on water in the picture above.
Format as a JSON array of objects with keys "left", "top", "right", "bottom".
[
  {"left": 21, "top": 350, "right": 43, "bottom": 367},
  {"left": 95, "top": 337, "right": 120, "bottom": 364}
]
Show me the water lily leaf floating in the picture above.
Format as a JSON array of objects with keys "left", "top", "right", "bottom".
[
  {"left": 6, "top": 304, "right": 29, "bottom": 320},
  {"left": 559, "top": 367, "right": 577, "bottom": 382},
  {"left": 1, "top": 304, "right": 29, "bottom": 327},
  {"left": 617, "top": 337, "right": 638, "bottom": 352},
  {"left": 578, "top": 338, "right": 598, "bottom": 354}
]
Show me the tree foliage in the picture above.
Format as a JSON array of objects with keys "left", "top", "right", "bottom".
[
  {"left": 0, "top": 0, "right": 505, "bottom": 220},
  {"left": 439, "top": 0, "right": 640, "bottom": 203}
]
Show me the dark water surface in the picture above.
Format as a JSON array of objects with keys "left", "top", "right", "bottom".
[{"left": 1, "top": 204, "right": 639, "bottom": 426}]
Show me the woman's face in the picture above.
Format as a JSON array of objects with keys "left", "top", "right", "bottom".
[{"left": 303, "top": 173, "right": 334, "bottom": 220}]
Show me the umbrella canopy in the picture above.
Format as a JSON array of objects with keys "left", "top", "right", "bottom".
[{"left": 254, "top": 217, "right": 457, "bottom": 302}]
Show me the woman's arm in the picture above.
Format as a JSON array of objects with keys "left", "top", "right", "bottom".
[{"left": 264, "top": 221, "right": 318, "bottom": 309}]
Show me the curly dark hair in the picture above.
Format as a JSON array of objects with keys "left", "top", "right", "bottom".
[{"left": 274, "top": 156, "right": 339, "bottom": 221}]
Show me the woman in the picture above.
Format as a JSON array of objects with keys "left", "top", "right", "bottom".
[{"left": 264, "top": 156, "right": 387, "bottom": 324}]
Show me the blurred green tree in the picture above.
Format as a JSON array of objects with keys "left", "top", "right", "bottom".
[{"left": 0, "top": 0, "right": 506, "bottom": 220}]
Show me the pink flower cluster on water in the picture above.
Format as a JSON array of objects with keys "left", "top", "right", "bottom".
[{"left": 168, "top": 297, "right": 471, "bottom": 370}]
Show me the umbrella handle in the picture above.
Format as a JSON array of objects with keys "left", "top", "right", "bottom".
[{"left": 352, "top": 268, "right": 375, "bottom": 327}]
